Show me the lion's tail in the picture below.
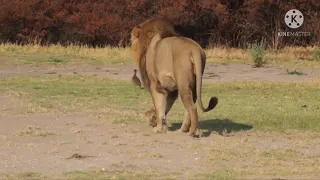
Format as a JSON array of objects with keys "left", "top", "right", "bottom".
[{"left": 192, "top": 48, "right": 218, "bottom": 113}]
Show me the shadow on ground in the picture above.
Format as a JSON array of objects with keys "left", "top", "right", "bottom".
[{"left": 169, "top": 119, "right": 253, "bottom": 137}]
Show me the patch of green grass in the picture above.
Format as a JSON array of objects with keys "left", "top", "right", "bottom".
[
  {"left": 137, "top": 152, "right": 165, "bottom": 159},
  {"left": 2, "top": 172, "right": 48, "bottom": 180},
  {"left": 49, "top": 57, "right": 64, "bottom": 64},
  {"left": 286, "top": 69, "right": 305, "bottom": 76},
  {"left": 64, "top": 170, "right": 119, "bottom": 180},
  {"left": 203, "top": 144, "right": 320, "bottom": 178},
  {"left": 200, "top": 81, "right": 320, "bottom": 132},
  {"left": 1, "top": 77, "right": 320, "bottom": 132},
  {"left": 260, "top": 149, "right": 305, "bottom": 160},
  {"left": 0, "top": 76, "right": 150, "bottom": 121},
  {"left": 1, "top": 170, "right": 180, "bottom": 180},
  {"left": 195, "top": 170, "right": 238, "bottom": 180},
  {"left": 65, "top": 170, "right": 180, "bottom": 180},
  {"left": 314, "top": 49, "right": 320, "bottom": 61}
]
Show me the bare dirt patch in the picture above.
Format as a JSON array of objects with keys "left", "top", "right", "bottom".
[
  {"left": 0, "top": 112, "right": 319, "bottom": 179},
  {"left": 1, "top": 64, "right": 320, "bottom": 82}
]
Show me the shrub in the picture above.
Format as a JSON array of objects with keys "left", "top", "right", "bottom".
[
  {"left": 0, "top": 0, "right": 319, "bottom": 47},
  {"left": 314, "top": 49, "right": 320, "bottom": 61},
  {"left": 248, "top": 38, "right": 268, "bottom": 68}
]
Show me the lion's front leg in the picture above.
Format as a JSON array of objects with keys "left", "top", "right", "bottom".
[
  {"left": 146, "top": 107, "right": 157, "bottom": 127},
  {"left": 145, "top": 107, "right": 155, "bottom": 117},
  {"left": 149, "top": 113, "right": 157, "bottom": 127},
  {"left": 150, "top": 84, "right": 167, "bottom": 133}
]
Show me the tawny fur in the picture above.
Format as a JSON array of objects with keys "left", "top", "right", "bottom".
[
  {"left": 130, "top": 17, "right": 178, "bottom": 92},
  {"left": 130, "top": 17, "right": 218, "bottom": 137}
]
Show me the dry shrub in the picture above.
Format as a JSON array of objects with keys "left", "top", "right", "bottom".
[{"left": 0, "top": 0, "right": 319, "bottom": 48}]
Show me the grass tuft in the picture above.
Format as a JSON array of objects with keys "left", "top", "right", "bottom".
[
  {"left": 247, "top": 38, "right": 268, "bottom": 67},
  {"left": 49, "top": 57, "right": 64, "bottom": 64},
  {"left": 286, "top": 69, "right": 305, "bottom": 76},
  {"left": 314, "top": 49, "right": 320, "bottom": 61},
  {"left": 19, "top": 126, "right": 56, "bottom": 137}
]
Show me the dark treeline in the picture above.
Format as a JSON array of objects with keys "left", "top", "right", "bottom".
[{"left": 0, "top": 0, "right": 319, "bottom": 48}]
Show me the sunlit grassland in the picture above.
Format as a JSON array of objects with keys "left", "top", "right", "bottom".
[
  {"left": 1, "top": 43, "right": 320, "bottom": 180},
  {"left": 1, "top": 76, "right": 319, "bottom": 132}
]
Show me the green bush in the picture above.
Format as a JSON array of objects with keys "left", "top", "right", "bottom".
[
  {"left": 248, "top": 38, "right": 268, "bottom": 68},
  {"left": 314, "top": 49, "right": 320, "bottom": 61}
]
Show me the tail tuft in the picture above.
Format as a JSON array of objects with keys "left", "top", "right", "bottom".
[{"left": 204, "top": 97, "right": 218, "bottom": 112}]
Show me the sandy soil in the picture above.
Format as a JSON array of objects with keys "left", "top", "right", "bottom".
[{"left": 1, "top": 63, "right": 320, "bottom": 82}]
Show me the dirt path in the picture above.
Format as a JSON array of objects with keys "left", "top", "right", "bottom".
[
  {"left": 1, "top": 64, "right": 320, "bottom": 178},
  {"left": 1, "top": 63, "right": 320, "bottom": 82}
]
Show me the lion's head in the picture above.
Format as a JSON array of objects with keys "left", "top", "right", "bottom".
[{"left": 130, "top": 17, "right": 179, "bottom": 92}]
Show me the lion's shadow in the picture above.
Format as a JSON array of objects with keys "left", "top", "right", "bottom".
[{"left": 169, "top": 119, "right": 253, "bottom": 137}]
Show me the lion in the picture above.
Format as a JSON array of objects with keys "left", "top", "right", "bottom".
[
  {"left": 130, "top": 17, "right": 178, "bottom": 91},
  {"left": 131, "top": 17, "right": 177, "bottom": 120},
  {"left": 131, "top": 17, "right": 218, "bottom": 137}
]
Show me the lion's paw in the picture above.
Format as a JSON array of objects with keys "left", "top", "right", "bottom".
[
  {"left": 152, "top": 125, "right": 167, "bottom": 133},
  {"left": 178, "top": 128, "right": 186, "bottom": 133},
  {"left": 178, "top": 126, "right": 189, "bottom": 133},
  {"left": 162, "top": 125, "right": 168, "bottom": 133},
  {"left": 188, "top": 130, "right": 200, "bottom": 138},
  {"left": 188, "top": 132, "right": 196, "bottom": 137},
  {"left": 153, "top": 126, "right": 163, "bottom": 133}
]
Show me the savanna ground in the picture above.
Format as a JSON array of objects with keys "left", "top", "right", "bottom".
[{"left": 0, "top": 44, "right": 320, "bottom": 179}]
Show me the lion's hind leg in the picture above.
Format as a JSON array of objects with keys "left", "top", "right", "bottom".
[
  {"left": 165, "top": 90, "right": 178, "bottom": 114},
  {"left": 150, "top": 83, "right": 167, "bottom": 133},
  {"left": 164, "top": 90, "right": 178, "bottom": 124},
  {"left": 178, "top": 79, "right": 198, "bottom": 136}
]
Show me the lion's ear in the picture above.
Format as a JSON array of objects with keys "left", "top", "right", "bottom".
[{"left": 132, "top": 27, "right": 141, "bottom": 39}]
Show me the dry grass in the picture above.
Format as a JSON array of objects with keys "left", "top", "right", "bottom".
[
  {"left": 19, "top": 126, "right": 56, "bottom": 137},
  {"left": 0, "top": 43, "right": 131, "bottom": 65},
  {"left": 137, "top": 152, "right": 165, "bottom": 159},
  {"left": 0, "top": 43, "right": 130, "bottom": 59},
  {"left": 205, "top": 45, "right": 320, "bottom": 66},
  {"left": 0, "top": 43, "right": 319, "bottom": 67},
  {"left": 202, "top": 131, "right": 320, "bottom": 178}
]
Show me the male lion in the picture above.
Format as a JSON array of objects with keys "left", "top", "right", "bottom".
[
  {"left": 131, "top": 17, "right": 177, "bottom": 121},
  {"left": 131, "top": 17, "right": 218, "bottom": 137},
  {"left": 131, "top": 17, "right": 178, "bottom": 91}
]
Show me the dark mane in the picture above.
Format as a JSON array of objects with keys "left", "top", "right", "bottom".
[{"left": 135, "top": 17, "right": 179, "bottom": 92}]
